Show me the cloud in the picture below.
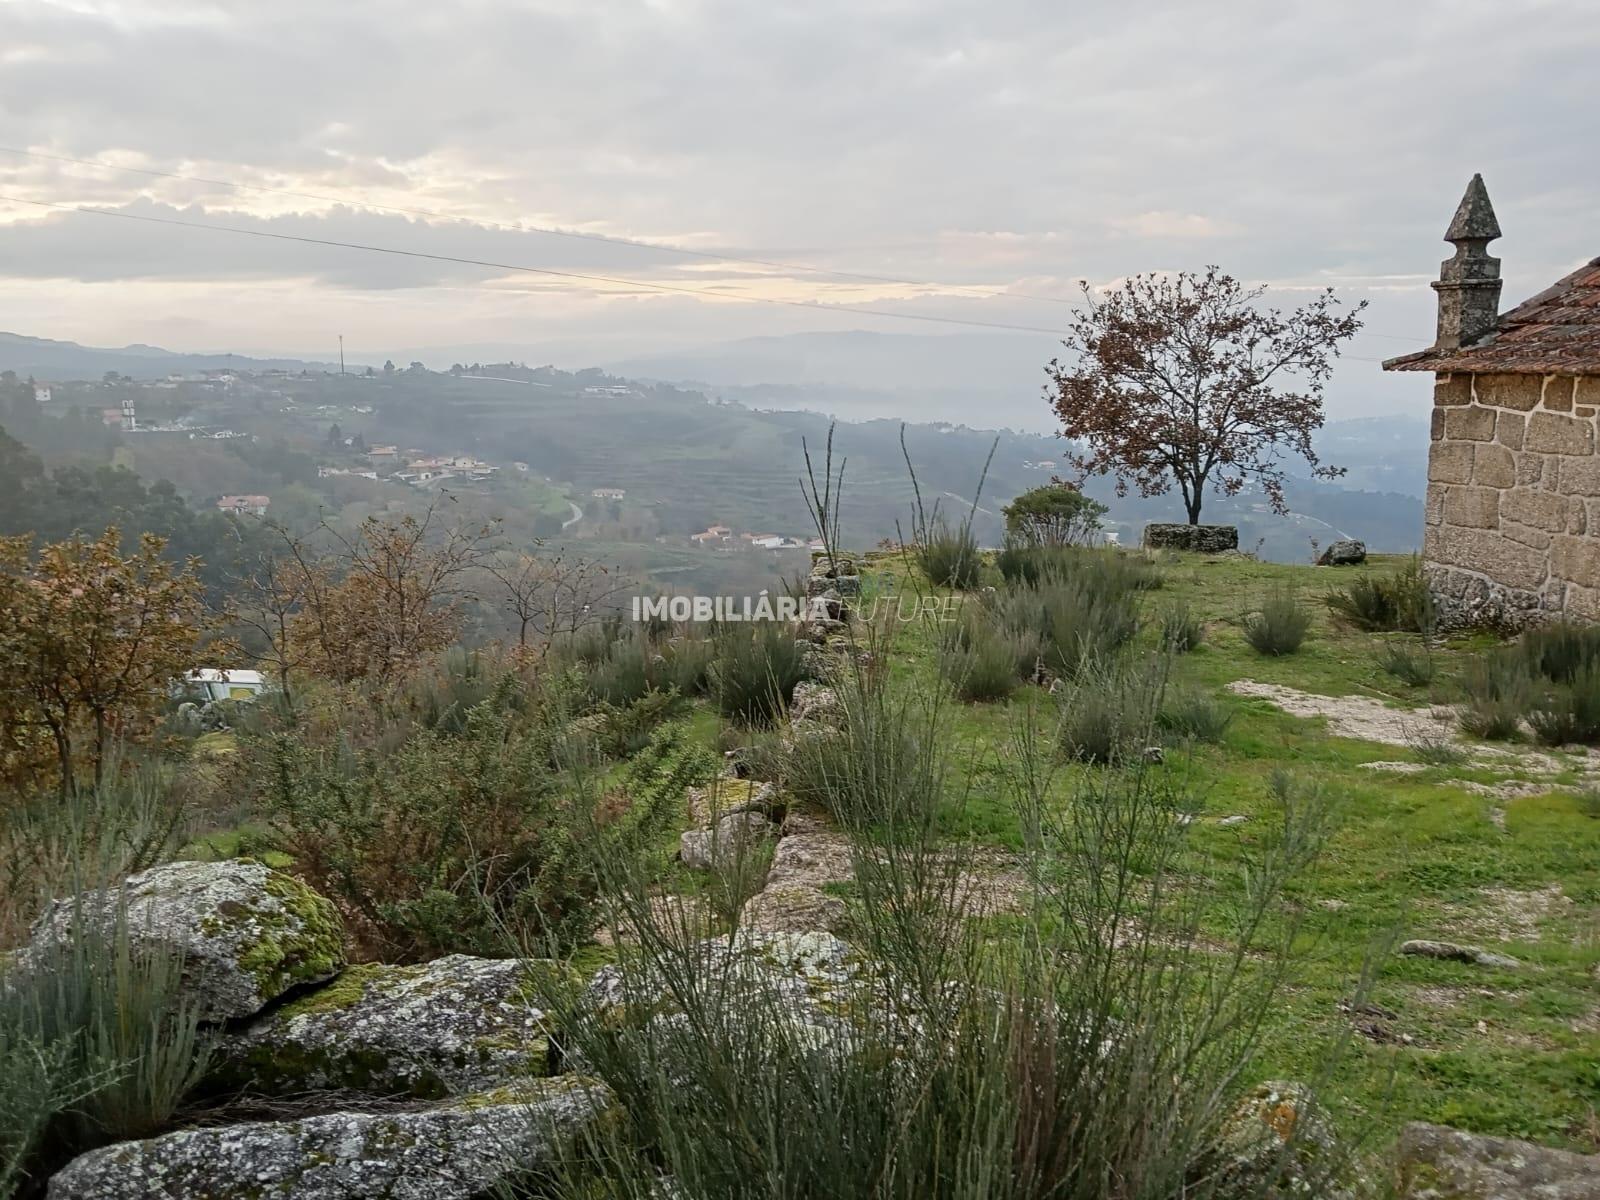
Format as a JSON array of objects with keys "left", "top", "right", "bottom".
[{"left": 0, "top": 0, "right": 1594, "bottom": 421}]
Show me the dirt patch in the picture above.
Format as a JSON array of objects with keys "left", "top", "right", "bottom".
[
  {"left": 1226, "top": 680, "right": 1448, "bottom": 747},
  {"left": 1434, "top": 884, "right": 1571, "bottom": 945}
]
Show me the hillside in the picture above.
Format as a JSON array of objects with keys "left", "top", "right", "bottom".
[{"left": 0, "top": 331, "right": 334, "bottom": 380}]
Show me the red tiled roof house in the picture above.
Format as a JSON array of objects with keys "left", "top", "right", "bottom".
[{"left": 1385, "top": 175, "right": 1600, "bottom": 628}]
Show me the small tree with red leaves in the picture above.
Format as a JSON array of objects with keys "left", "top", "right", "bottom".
[{"left": 1045, "top": 268, "right": 1364, "bottom": 525}]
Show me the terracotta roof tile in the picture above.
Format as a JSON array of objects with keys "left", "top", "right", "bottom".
[{"left": 1384, "top": 256, "right": 1600, "bottom": 374}]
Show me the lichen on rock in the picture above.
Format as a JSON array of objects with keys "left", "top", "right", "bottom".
[
  {"left": 20, "top": 859, "right": 346, "bottom": 1023},
  {"left": 213, "top": 954, "right": 553, "bottom": 1100},
  {"left": 46, "top": 1077, "right": 615, "bottom": 1200}
]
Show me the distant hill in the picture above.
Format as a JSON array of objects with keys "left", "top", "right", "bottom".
[{"left": 0, "top": 332, "right": 334, "bottom": 381}]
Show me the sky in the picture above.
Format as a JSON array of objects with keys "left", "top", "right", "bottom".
[{"left": 0, "top": 0, "right": 1596, "bottom": 426}]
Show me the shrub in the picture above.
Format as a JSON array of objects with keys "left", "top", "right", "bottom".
[
  {"left": 0, "top": 910, "right": 209, "bottom": 1196},
  {"left": 1323, "top": 556, "right": 1434, "bottom": 633},
  {"left": 785, "top": 673, "right": 945, "bottom": 829},
  {"left": 0, "top": 765, "right": 189, "bottom": 951},
  {"left": 1056, "top": 656, "right": 1166, "bottom": 764},
  {"left": 1458, "top": 652, "right": 1531, "bottom": 741},
  {"left": 1244, "top": 590, "right": 1311, "bottom": 656},
  {"left": 1527, "top": 664, "right": 1600, "bottom": 747},
  {"left": 594, "top": 689, "right": 692, "bottom": 757},
  {"left": 1406, "top": 725, "right": 1468, "bottom": 766},
  {"left": 938, "top": 619, "right": 1028, "bottom": 702},
  {"left": 1001, "top": 483, "right": 1107, "bottom": 547},
  {"left": 1159, "top": 602, "right": 1205, "bottom": 653},
  {"left": 661, "top": 632, "right": 717, "bottom": 697},
  {"left": 1157, "top": 687, "right": 1233, "bottom": 744},
  {"left": 529, "top": 683, "right": 1354, "bottom": 1200},
  {"left": 253, "top": 683, "right": 713, "bottom": 960},
  {"left": 916, "top": 521, "right": 983, "bottom": 590},
  {"left": 1375, "top": 639, "right": 1436, "bottom": 687},
  {"left": 1520, "top": 621, "right": 1600, "bottom": 684},
  {"left": 710, "top": 624, "right": 808, "bottom": 727},
  {"left": 990, "top": 561, "right": 1144, "bottom": 681}
]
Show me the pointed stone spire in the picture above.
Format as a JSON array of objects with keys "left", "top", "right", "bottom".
[{"left": 1432, "top": 174, "right": 1503, "bottom": 351}]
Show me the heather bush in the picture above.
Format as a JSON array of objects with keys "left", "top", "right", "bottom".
[
  {"left": 1243, "top": 590, "right": 1311, "bottom": 656},
  {"left": 251, "top": 678, "right": 713, "bottom": 959},
  {"left": 709, "top": 623, "right": 808, "bottom": 727},
  {"left": 1322, "top": 556, "right": 1433, "bottom": 633}
]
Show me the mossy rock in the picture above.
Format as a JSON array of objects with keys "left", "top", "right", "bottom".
[
  {"left": 20, "top": 859, "right": 345, "bottom": 1023},
  {"left": 46, "top": 1077, "right": 615, "bottom": 1200},
  {"left": 213, "top": 955, "right": 553, "bottom": 1100}
]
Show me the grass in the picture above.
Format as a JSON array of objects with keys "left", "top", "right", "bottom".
[
  {"left": 29, "top": 548, "right": 1600, "bottom": 1180},
  {"left": 780, "top": 550, "right": 1600, "bottom": 1156}
]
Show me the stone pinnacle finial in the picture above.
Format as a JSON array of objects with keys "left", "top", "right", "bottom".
[
  {"left": 1432, "top": 174, "right": 1503, "bottom": 351},
  {"left": 1444, "top": 173, "right": 1502, "bottom": 244}
]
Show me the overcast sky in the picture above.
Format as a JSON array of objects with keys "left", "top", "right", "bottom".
[{"left": 0, "top": 0, "right": 1596, "bottom": 424}]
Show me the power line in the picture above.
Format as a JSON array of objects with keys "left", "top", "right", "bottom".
[
  {"left": 0, "top": 147, "right": 1433, "bottom": 343},
  {"left": 0, "top": 193, "right": 1076, "bottom": 336},
  {"left": 0, "top": 145, "right": 1080, "bottom": 308}
]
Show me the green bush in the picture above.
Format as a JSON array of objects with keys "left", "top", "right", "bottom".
[
  {"left": 1, "top": 913, "right": 209, "bottom": 1198},
  {"left": 938, "top": 618, "right": 1029, "bottom": 702},
  {"left": 785, "top": 675, "right": 945, "bottom": 829},
  {"left": 1157, "top": 687, "right": 1233, "bottom": 744},
  {"left": 1244, "top": 590, "right": 1311, "bottom": 656},
  {"left": 916, "top": 521, "right": 983, "bottom": 590},
  {"left": 1159, "top": 602, "right": 1204, "bottom": 653},
  {"left": 1001, "top": 483, "right": 1107, "bottom": 547},
  {"left": 1374, "top": 639, "right": 1436, "bottom": 687},
  {"left": 1527, "top": 664, "right": 1600, "bottom": 747},
  {"left": 1323, "top": 556, "right": 1434, "bottom": 633},
  {"left": 710, "top": 624, "right": 808, "bottom": 727},
  {"left": 1056, "top": 657, "right": 1166, "bottom": 764},
  {"left": 1520, "top": 621, "right": 1600, "bottom": 684},
  {"left": 530, "top": 686, "right": 1352, "bottom": 1200},
  {"left": 1458, "top": 652, "right": 1531, "bottom": 741},
  {"left": 253, "top": 681, "right": 712, "bottom": 960}
]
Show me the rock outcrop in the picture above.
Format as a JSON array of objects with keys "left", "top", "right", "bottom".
[
  {"left": 47, "top": 1079, "right": 614, "bottom": 1200},
  {"left": 21, "top": 860, "right": 344, "bottom": 1023},
  {"left": 1317, "top": 538, "right": 1368, "bottom": 566},
  {"left": 1396, "top": 1121, "right": 1600, "bottom": 1198},
  {"left": 213, "top": 955, "right": 552, "bottom": 1100}
]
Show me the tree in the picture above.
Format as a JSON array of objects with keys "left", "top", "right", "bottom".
[
  {"left": 485, "top": 548, "right": 630, "bottom": 651},
  {"left": 287, "top": 508, "right": 493, "bottom": 687},
  {"left": 1045, "top": 268, "right": 1364, "bottom": 525},
  {"left": 0, "top": 529, "right": 211, "bottom": 796},
  {"left": 327, "top": 422, "right": 343, "bottom": 447},
  {"left": 1002, "top": 483, "right": 1107, "bottom": 547}
]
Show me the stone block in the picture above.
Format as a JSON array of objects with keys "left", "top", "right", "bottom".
[
  {"left": 1430, "top": 408, "right": 1444, "bottom": 441},
  {"left": 1557, "top": 454, "right": 1600, "bottom": 497},
  {"left": 1499, "top": 519, "right": 1551, "bottom": 551},
  {"left": 1429, "top": 525, "right": 1547, "bottom": 590},
  {"left": 1577, "top": 376, "right": 1600, "bottom": 408},
  {"left": 1567, "top": 583, "right": 1600, "bottom": 622},
  {"left": 1494, "top": 409, "right": 1525, "bottom": 449},
  {"left": 1570, "top": 498, "right": 1588, "bottom": 535},
  {"left": 1515, "top": 453, "right": 1550, "bottom": 486},
  {"left": 1525, "top": 411, "right": 1595, "bottom": 456},
  {"left": 1141, "top": 524, "right": 1238, "bottom": 552},
  {"left": 1424, "top": 488, "right": 1444, "bottom": 527},
  {"left": 1444, "top": 405, "right": 1497, "bottom": 442},
  {"left": 1542, "top": 376, "right": 1575, "bottom": 413},
  {"left": 1442, "top": 485, "right": 1500, "bottom": 529},
  {"left": 1427, "top": 441, "right": 1475, "bottom": 484},
  {"left": 1500, "top": 488, "right": 1568, "bottom": 532},
  {"left": 1475, "top": 373, "right": 1541, "bottom": 411},
  {"left": 1472, "top": 443, "right": 1515, "bottom": 488},
  {"left": 1551, "top": 534, "right": 1600, "bottom": 591},
  {"left": 1433, "top": 374, "right": 1473, "bottom": 406}
]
